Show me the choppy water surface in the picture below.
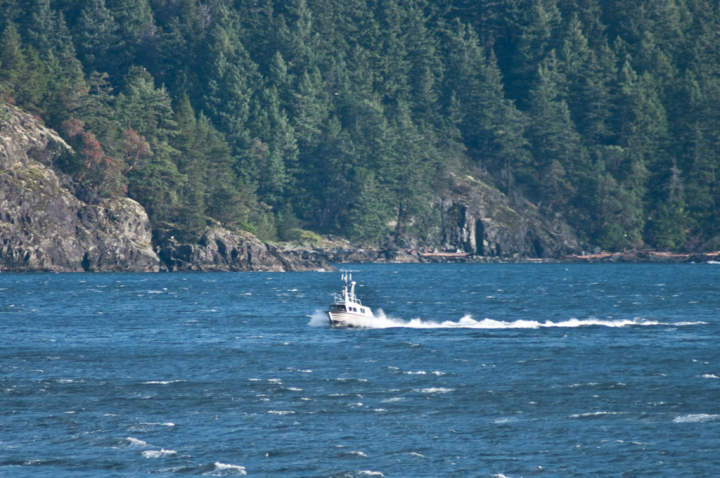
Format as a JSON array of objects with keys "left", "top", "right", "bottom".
[{"left": 2, "top": 263, "right": 720, "bottom": 477}]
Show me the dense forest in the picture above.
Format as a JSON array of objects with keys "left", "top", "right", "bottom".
[{"left": 1, "top": 0, "right": 719, "bottom": 251}]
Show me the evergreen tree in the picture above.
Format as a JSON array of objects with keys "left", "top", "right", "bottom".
[
  {"left": 526, "top": 52, "right": 583, "bottom": 210},
  {"left": 0, "top": 24, "right": 26, "bottom": 95},
  {"left": 503, "top": 0, "right": 562, "bottom": 107},
  {"left": 73, "top": 0, "right": 122, "bottom": 77},
  {"left": 115, "top": 67, "right": 185, "bottom": 222}
]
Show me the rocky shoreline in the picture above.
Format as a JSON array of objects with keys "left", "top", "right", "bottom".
[
  {"left": 2, "top": 105, "right": 718, "bottom": 272},
  {"left": 276, "top": 243, "right": 720, "bottom": 265},
  {"left": 0, "top": 105, "right": 329, "bottom": 273}
]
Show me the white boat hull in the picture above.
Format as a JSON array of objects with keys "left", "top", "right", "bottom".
[{"left": 327, "top": 311, "right": 373, "bottom": 328}]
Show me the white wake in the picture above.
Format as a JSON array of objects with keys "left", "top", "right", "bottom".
[{"left": 307, "top": 310, "right": 693, "bottom": 329}]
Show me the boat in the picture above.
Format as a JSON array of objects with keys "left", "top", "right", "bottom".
[{"left": 327, "top": 271, "right": 373, "bottom": 328}]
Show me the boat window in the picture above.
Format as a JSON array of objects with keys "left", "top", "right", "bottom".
[
  {"left": 361, "top": 308, "right": 365, "bottom": 314},
  {"left": 331, "top": 305, "right": 346, "bottom": 312}
]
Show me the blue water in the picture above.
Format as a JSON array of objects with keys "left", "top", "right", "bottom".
[{"left": 1, "top": 264, "right": 720, "bottom": 477}]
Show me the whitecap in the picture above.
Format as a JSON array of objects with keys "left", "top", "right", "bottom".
[
  {"left": 348, "top": 451, "right": 367, "bottom": 458},
  {"left": 203, "top": 462, "right": 247, "bottom": 476},
  {"left": 358, "top": 472, "right": 383, "bottom": 477},
  {"left": 287, "top": 387, "right": 303, "bottom": 391},
  {"left": 414, "top": 388, "right": 454, "bottom": 394},
  {"left": 143, "top": 380, "right": 184, "bottom": 385},
  {"left": 298, "top": 370, "right": 312, "bottom": 373},
  {"left": 125, "top": 437, "right": 147, "bottom": 447},
  {"left": 570, "top": 411, "right": 625, "bottom": 418},
  {"left": 673, "top": 414, "right": 720, "bottom": 423},
  {"left": 147, "top": 290, "right": 163, "bottom": 294},
  {"left": 143, "top": 449, "right": 176, "bottom": 458},
  {"left": 702, "top": 374, "right": 719, "bottom": 379},
  {"left": 268, "top": 410, "right": 295, "bottom": 415},
  {"left": 381, "top": 397, "right": 405, "bottom": 403},
  {"left": 404, "top": 371, "right": 426, "bottom": 375},
  {"left": 432, "top": 371, "right": 446, "bottom": 376},
  {"left": 136, "top": 422, "right": 175, "bottom": 427}
]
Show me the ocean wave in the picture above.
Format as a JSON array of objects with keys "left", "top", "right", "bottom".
[
  {"left": 143, "top": 449, "right": 176, "bottom": 458},
  {"left": 414, "top": 388, "right": 454, "bottom": 394},
  {"left": 125, "top": 437, "right": 147, "bottom": 447},
  {"left": 202, "top": 462, "right": 247, "bottom": 476},
  {"left": 570, "top": 411, "right": 626, "bottom": 418},
  {"left": 673, "top": 414, "right": 720, "bottom": 423},
  {"left": 381, "top": 397, "right": 405, "bottom": 403}
]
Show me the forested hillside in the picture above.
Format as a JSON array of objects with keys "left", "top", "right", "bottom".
[{"left": 1, "top": 0, "right": 718, "bottom": 251}]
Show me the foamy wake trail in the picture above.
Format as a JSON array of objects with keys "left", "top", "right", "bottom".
[{"left": 311, "top": 310, "right": 669, "bottom": 329}]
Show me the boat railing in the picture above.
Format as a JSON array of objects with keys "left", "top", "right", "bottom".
[{"left": 332, "top": 291, "right": 362, "bottom": 305}]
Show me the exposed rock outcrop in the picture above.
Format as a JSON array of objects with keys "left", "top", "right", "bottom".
[
  {"left": 154, "top": 227, "right": 332, "bottom": 272},
  {"left": 0, "top": 105, "right": 328, "bottom": 272},
  {"left": 0, "top": 105, "right": 584, "bottom": 271},
  {"left": 0, "top": 105, "right": 162, "bottom": 272},
  {"left": 278, "top": 174, "right": 583, "bottom": 263},
  {"left": 434, "top": 174, "right": 581, "bottom": 258}
]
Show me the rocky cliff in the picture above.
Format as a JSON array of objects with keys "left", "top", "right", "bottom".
[
  {"left": 0, "top": 105, "right": 582, "bottom": 270},
  {"left": 435, "top": 173, "right": 582, "bottom": 258},
  {"left": 0, "top": 105, "right": 162, "bottom": 271},
  {"left": 154, "top": 227, "right": 331, "bottom": 272},
  {"left": 0, "top": 105, "right": 328, "bottom": 272},
  {"left": 277, "top": 174, "right": 583, "bottom": 264}
]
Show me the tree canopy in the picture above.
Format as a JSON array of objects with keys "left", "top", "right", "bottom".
[{"left": 1, "top": 0, "right": 718, "bottom": 250}]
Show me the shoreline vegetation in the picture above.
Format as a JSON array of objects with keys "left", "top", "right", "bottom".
[{"left": 3, "top": 1, "right": 720, "bottom": 270}]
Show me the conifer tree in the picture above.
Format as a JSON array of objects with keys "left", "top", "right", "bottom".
[
  {"left": 73, "top": 0, "right": 122, "bottom": 77},
  {"left": 115, "top": 67, "right": 185, "bottom": 222},
  {"left": 526, "top": 52, "right": 583, "bottom": 210},
  {"left": 503, "top": 0, "right": 562, "bottom": 107},
  {"left": 0, "top": 24, "right": 26, "bottom": 94}
]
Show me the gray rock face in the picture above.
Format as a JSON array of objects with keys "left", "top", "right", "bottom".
[
  {"left": 155, "top": 228, "right": 331, "bottom": 272},
  {"left": 0, "top": 106, "right": 336, "bottom": 272},
  {"left": 435, "top": 174, "right": 582, "bottom": 258},
  {"left": 0, "top": 105, "right": 161, "bottom": 271}
]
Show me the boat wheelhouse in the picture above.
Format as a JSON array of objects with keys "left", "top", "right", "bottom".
[{"left": 327, "top": 272, "right": 373, "bottom": 327}]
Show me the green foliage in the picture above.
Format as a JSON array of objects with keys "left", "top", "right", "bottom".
[
  {"left": 282, "top": 228, "right": 323, "bottom": 243},
  {"left": 4, "top": 0, "right": 720, "bottom": 251}
]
